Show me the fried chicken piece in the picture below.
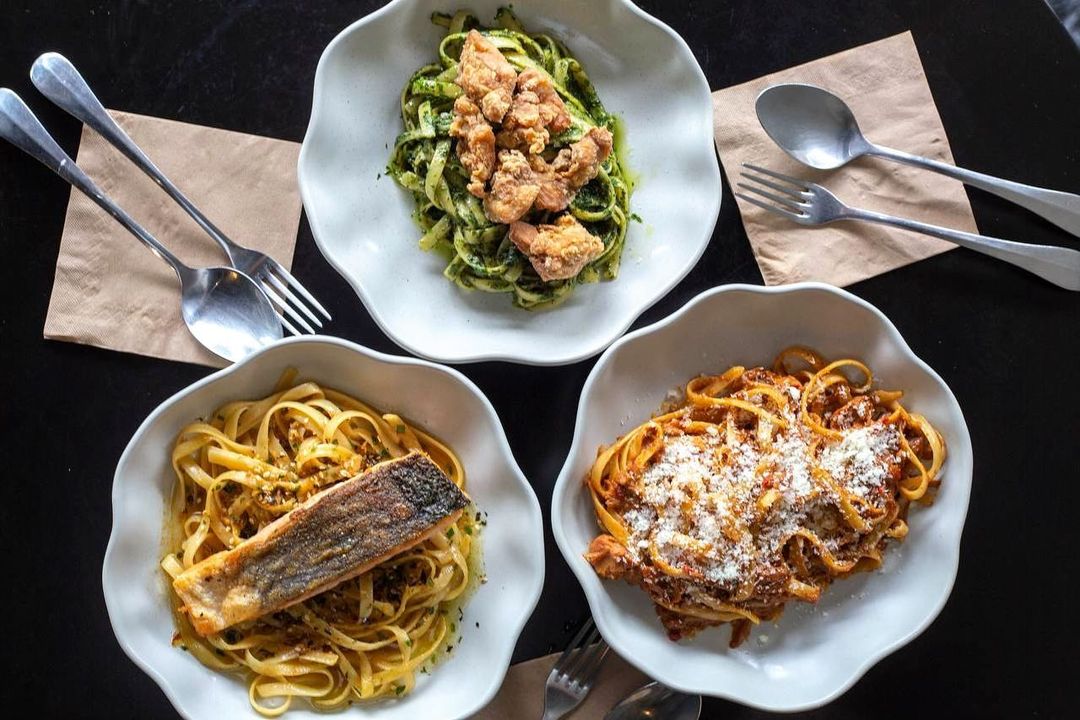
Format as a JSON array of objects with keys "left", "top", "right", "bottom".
[
  {"left": 483, "top": 150, "right": 539, "bottom": 224},
  {"left": 528, "top": 154, "right": 573, "bottom": 212},
  {"left": 516, "top": 68, "right": 571, "bottom": 133},
  {"left": 508, "top": 214, "right": 604, "bottom": 282},
  {"left": 455, "top": 29, "right": 517, "bottom": 123},
  {"left": 553, "top": 126, "right": 613, "bottom": 189},
  {"left": 497, "top": 90, "right": 549, "bottom": 154},
  {"left": 525, "top": 126, "right": 614, "bottom": 212},
  {"left": 449, "top": 96, "right": 497, "bottom": 197},
  {"left": 497, "top": 69, "right": 572, "bottom": 153}
]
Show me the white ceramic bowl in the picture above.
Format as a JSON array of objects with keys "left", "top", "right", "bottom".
[
  {"left": 551, "top": 283, "right": 973, "bottom": 712},
  {"left": 298, "top": 0, "right": 721, "bottom": 365},
  {"left": 102, "top": 336, "right": 544, "bottom": 720}
]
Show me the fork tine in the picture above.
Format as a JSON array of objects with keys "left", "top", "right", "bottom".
[
  {"left": 262, "top": 281, "right": 316, "bottom": 334},
  {"left": 735, "top": 192, "right": 804, "bottom": 221},
  {"left": 275, "top": 309, "right": 302, "bottom": 337},
  {"left": 561, "top": 626, "right": 601, "bottom": 680},
  {"left": 739, "top": 171, "right": 807, "bottom": 200},
  {"left": 269, "top": 261, "right": 332, "bottom": 321},
  {"left": 737, "top": 182, "right": 805, "bottom": 211},
  {"left": 742, "top": 163, "right": 811, "bottom": 190},
  {"left": 553, "top": 619, "right": 594, "bottom": 673},
  {"left": 264, "top": 270, "right": 323, "bottom": 327},
  {"left": 575, "top": 641, "right": 610, "bottom": 688}
]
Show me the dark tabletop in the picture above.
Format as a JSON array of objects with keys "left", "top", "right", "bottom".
[{"left": 1, "top": 1, "right": 1078, "bottom": 718}]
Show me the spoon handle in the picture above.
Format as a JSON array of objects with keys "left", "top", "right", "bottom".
[
  {"left": 0, "top": 88, "right": 187, "bottom": 276},
  {"left": 868, "top": 143, "right": 1080, "bottom": 238},
  {"left": 844, "top": 205, "right": 1080, "bottom": 291},
  {"left": 29, "top": 53, "right": 239, "bottom": 262}
]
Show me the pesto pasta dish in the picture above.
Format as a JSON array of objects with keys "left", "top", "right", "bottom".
[{"left": 387, "top": 7, "right": 633, "bottom": 309}]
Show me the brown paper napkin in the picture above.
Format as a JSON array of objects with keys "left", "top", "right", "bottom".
[
  {"left": 43, "top": 110, "right": 302, "bottom": 366},
  {"left": 473, "top": 648, "right": 650, "bottom": 720},
  {"left": 713, "top": 31, "right": 978, "bottom": 286}
]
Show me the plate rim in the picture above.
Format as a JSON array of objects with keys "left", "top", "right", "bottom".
[
  {"left": 550, "top": 281, "right": 974, "bottom": 711},
  {"left": 297, "top": 0, "right": 722, "bottom": 366},
  {"left": 101, "top": 334, "right": 546, "bottom": 720}
]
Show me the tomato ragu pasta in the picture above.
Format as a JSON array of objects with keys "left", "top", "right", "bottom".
[{"left": 584, "top": 347, "right": 945, "bottom": 647}]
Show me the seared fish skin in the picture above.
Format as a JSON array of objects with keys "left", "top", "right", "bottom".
[{"left": 173, "top": 452, "right": 469, "bottom": 636}]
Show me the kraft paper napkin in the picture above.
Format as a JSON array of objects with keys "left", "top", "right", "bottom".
[
  {"left": 43, "top": 110, "right": 302, "bottom": 367},
  {"left": 713, "top": 31, "right": 978, "bottom": 286},
  {"left": 473, "top": 648, "right": 649, "bottom": 720}
]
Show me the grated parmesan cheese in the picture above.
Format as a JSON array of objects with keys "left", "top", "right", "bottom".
[{"left": 624, "top": 383, "right": 903, "bottom": 590}]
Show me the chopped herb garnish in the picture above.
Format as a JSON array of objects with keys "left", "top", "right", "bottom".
[
  {"left": 450, "top": 622, "right": 456, "bottom": 633},
  {"left": 446, "top": 527, "right": 455, "bottom": 538},
  {"left": 464, "top": 525, "right": 473, "bottom": 535},
  {"left": 405, "top": 638, "right": 413, "bottom": 647},
  {"left": 396, "top": 424, "right": 406, "bottom": 433},
  {"left": 394, "top": 685, "right": 405, "bottom": 695}
]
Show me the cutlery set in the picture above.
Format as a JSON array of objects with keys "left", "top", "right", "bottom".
[
  {"left": 2, "top": 62, "right": 1076, "bottom": 365},
  {"left": 542, "top": 618, "right": 702, "bottom": 720},
  {"left": 740, "top": 83, "right": 1080, "bottom": 290},
  {"left": 0, "top": 53, "right": 330, "bottom": 362}
]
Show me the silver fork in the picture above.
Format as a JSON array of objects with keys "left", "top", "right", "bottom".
[
  {"left": 542, "top": 618, "right": 611, "bottom": 720},
  {"left": 30, "top": 52, "right": 331, "bottom": 334},
  {"left": 736, "top": 163, "right": 1080, "bottom": 291}
]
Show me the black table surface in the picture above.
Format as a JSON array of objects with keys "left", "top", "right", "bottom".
[{"left": 2, "top": 1, "right": 1078, "bottom": 718}]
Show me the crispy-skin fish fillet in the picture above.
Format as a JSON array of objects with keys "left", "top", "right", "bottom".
[{"left": 173, "top": 452, "right": 469, "bottom": 636}]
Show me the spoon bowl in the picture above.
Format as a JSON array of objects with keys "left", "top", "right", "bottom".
[
  {"left": 180, "top": 266, "right": 283, "bottom": 362},
  {"left": 605, "top": 681, "right": 701, "bottom": 720},
  {"left": 755, "top": 83, "right": 871, "bottom": 169}
]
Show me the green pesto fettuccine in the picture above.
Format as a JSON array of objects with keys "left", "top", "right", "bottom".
[{"left": 387, "top": 7, "right": 632, "bottom": 309}]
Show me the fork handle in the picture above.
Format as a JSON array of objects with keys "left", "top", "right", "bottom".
[
  {"left": 0, "top": 88, "right": 187, "bottom": 276},
  {"left": 30, "top": 53, "right": 240, "bottom": 262},
  {"left": 845, "top": 207, "right": 1080, "bottom": 291},
  {"left": 867, "top": 143, "right": 1080, "bottom": 238}
]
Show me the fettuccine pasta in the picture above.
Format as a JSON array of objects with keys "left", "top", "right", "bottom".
[{"left": 161, "top": 371, "right": 479, "bottom": 715}]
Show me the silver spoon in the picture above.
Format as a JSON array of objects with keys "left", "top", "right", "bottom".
[
  {"left": 605, "top": 681, "right": 702, "bottom": 720},
  {"left": 0, "top": 88, "right": 281, "bottom": 362},
  {"left": 756, "top": 83, "right": 1080, "bottom": 237}
]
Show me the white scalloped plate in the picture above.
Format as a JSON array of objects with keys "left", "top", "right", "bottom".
[
  {"left": 551, "top": 283, "right": 973, "bottom": 711},
  {"left": 103, "top": 336, "right": 544, "bottom": 719},
  {"left": 298, "top": 0, "right": 721, "bottom": 365}
]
